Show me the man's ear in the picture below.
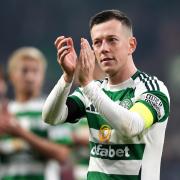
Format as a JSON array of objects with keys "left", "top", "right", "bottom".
[{"left": 128, "top": 37, "right": 137, "bottom": 55}]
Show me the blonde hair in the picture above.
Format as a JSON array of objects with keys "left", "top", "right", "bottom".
[{"left": 8, "top": 47, "right": 47, "bottom": 75}]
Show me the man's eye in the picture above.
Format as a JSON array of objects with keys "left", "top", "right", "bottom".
[
  {"left": 109, "top": 38, "right": 117, "bottom": 42},
  {"left": 94, "top": 41, "right": 101, "bottom": 46}
]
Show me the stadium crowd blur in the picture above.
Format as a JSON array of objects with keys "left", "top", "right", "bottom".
[{"left": 0, "top": 1, "right": 180, "bottom": 179}]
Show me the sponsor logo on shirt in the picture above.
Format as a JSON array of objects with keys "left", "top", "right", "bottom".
[
  {"left": 90, "top": 144, "right": 130, "bottom": 159},
  {"left": 98, "top": 125, "right": 112, "bottom": 143}
]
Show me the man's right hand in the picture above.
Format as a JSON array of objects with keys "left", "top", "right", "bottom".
[{"left": 55, "top": 36, "right": 77, "bottom": 83}]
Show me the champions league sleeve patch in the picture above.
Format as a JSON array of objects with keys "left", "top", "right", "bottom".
[{"left": 140, "top": 93, "right": 165, "bottom": 120}]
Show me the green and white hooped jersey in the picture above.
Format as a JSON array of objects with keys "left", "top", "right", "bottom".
[
  {"left": 0, "top": 97, "right": 73, "bottom": 180},
  {"left": 72, "top": 118, "right": 89, "bottom": 180},
  {"left": 69, "top": 70, "right": 170, "bottom": 180}
]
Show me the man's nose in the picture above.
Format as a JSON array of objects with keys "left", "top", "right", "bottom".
[
  {"left": 25, "top": 71, "right": 36, "bottom": 81},
  {"left": 100, "top": 40, "right": 110, "bottom": 53}
]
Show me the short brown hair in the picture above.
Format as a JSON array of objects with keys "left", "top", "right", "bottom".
[{"left": 89, "top": 9, "right": 133, "bottom": 34}]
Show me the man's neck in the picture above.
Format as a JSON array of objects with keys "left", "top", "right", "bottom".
[{"left": 108, "top": 60, "right": 137, "bottom": 85}]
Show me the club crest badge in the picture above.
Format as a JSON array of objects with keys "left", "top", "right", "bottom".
[{"left": 120, "top": 99, "right": 133, "bottom": 109}]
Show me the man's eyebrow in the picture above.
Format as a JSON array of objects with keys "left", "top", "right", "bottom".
[
  {"left": 93, "top": 35, "right": 118, "bottom": 41},
  {"left": 106, "top": 35, "right": 119, "bottom": 38}
]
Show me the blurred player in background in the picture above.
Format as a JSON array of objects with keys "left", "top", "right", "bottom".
[
  {"left": 43, "top": 9, "right": 170, "bottom": 180},
  {"left": 0, "top": 47, "right": 73, "bottom": 180},
  {"left": 71, "top": 117, "right": 89, "bottom": 180}
]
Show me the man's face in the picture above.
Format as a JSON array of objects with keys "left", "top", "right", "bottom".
[
  {"left": 10, "top": 58, "right": 44, "bottom": 97},
  {"left": 91, "top": 19, "right": 136, "bottom": 76}
]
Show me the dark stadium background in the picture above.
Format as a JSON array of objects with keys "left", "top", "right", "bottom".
[{"left": 0, "top": 0, "right": 180, "bottom": 179}]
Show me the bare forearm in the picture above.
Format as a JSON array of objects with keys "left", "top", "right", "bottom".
[{"left": 18, "top": 128, "right": 70, "bottom": 163}]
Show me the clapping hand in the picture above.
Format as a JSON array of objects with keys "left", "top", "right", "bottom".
[
  {"left": 78, "top": 38, "right": 95, "bottom": 86},
  {"left": 55, "top": 36, "right": 78, "bottom": 83}
]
